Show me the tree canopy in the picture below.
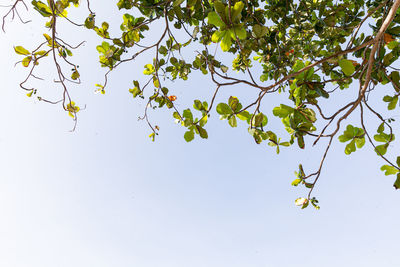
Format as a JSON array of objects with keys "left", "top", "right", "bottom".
[{"left": 2, "top": 0, "right": 400, "bottom": 208}]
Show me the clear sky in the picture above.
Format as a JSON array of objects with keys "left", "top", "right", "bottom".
[{"left": 0, "top": 2, "right": 400, "bottom": 267}]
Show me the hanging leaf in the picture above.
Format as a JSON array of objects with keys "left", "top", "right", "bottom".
[{"left": 339, "top": 59, "right": 355, "bottom": 76}]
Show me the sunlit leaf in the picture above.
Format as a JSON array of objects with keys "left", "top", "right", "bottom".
[
  {"left": 381, "top": 165, "right": 399, "bottom": 175},
  {"left": 339, "top": 59, "right": 355, "bottom": 76},
  {"left": 14, "top": 46, "right": 30, "bottom": 55},
  {"left": 184, "top": 130, "right": 195, "bottom": 142},
  {"left": 216, "top": 103, "right": 232, "bottom": 115}
]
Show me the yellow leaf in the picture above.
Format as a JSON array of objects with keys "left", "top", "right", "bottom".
[
  {"left": 14, "top": 46, "right": 30, "bottom": 55},
  {"left": 22, "top": 57, "right": 32, "bottom": 67}
]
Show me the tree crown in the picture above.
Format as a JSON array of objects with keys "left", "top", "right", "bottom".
[{"left": 2, "top": 0, "right": 400, "bottom": 208}]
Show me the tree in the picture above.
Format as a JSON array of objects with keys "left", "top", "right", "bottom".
[{"left": 2, "top": 0, "right": 400, "bottom": 208}]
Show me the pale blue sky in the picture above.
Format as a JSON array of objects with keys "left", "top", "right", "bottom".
[{"left": 0, "top": 2, "right": 400, "bottom": 267}]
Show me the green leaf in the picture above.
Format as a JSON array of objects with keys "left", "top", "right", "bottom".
[
  {"left": 344, "top": 139, "right": 356, "bottom": 155},
  {"left": 394, "top": 173, "right": 400, "bottom": 189},
  {"left": 249, "top": 128, "right": 262, "bottom": 144},
  {"left": 182, "top": 109, "right": 193, "bottom": 121},
  {"left": 383, "top": 53, "right": 394, "bottom": 66},
  {"left": 268, "top": 141, "right": 277, "bottom": 147},
  {"left": 71, "top": 70, "right": 80, "bottom": 80},
  {"left": 228, "top": 116, "right": 237, "bottom": 127},
  {"left": 397, "top": 156, "right": 400, "bottom": 167},
  {"left": 228, "top": 96, "right": 241, "bottom": 112},
  {"left": 279, "top": 142, "right": 290, "bottom": 147},
  {"left": 261, "top": 113, "right": 268, "bottom": 126},
  {"left": 32, "top": 0, "right": 52, "bottom": 17},
  {"left": 214, "top": 1, "right": 226, "bottom": 20},
  {"left": 313, "top": 85, "right": 329, "bottom": 98},
  {"left": 266, "top": 131, "right": 277, "bottom": 143},
  {"left": 339, "top": 59, "right": 355, "bottom": 76},
  {"left": 387, "top": 41, "right": 399, "bottom": 50},
  {"left": 117, "top": 0, "right": 134, "bottom": 9},
  {"left": 304, "top": 183, "right": 313, "bottom": 189},
  {"left": 173, "top": 0, "right": 185, "bottom": 7},
  {"left": 380, "top": 165, "right": 399, "bottom": 175},
  {"left": 129, "top": 86, "right": 141, "bottom": 98},
  {"left": 252, "top": 24, "right": 268, "bottom": 38},
  {"left": 199, "top": 115, "right": 208, "bottom": 127},
  {"left": 216, "top": 103, "right": 232, "bottom": 115},
  {"left": 220, "top": 65, "right": 229, "bottom": 73},
  {"left": 391, "top": 71, "right": 400, "bottom": 92},
  {"left": 383, "top": 95, "right": 393, "bottom": 102},
  {"left": 374, "top": 132, "right": 394, "bottom": 143},
  {"left": 207, "top": 11, "right": 225, "bottom": 27},
  {"left": 34, "top": 50, "right": 47, "bottom": 56},
  {"left": 14, "top": 46, "right": 30, "bottom": 55},
  {"left": 388, "top": 26, "right": 400, "bottom": 35},
  {"left": 220, "top": 32, "right": 232, "bottom": 51},
  {"left": 237, "top": 110, "right": 251, "bottom": 121},
  {"left": 297, "top": 135, "right": 305, "bottom": 149},
  {"left": 196, "top": 126, "right": 208, "bottom": 139},
  {"left": 297, "top": 164, "right": 305, "bottom": 178},
  {"left": 84, "top": 14, "right": 95, "bottom": 29},
  {"left": 292, "top": 60, "right": 305, "bottom": 72},
  {"left": 230, "top": 26, "right": 246, "bottom": 40},
  {"left": 377, "top": 123, "right": 385, "bottom": 133},
  {"left": 310, "top": 197, "right": 320, "bottom": 210},
  {"left": 143, "top": 64, "right": 155, "bottom": 75},
  {"left": 374, "top": 134, "right": 386, "bottom": 143},
  {"left": 273, "top": 104, "right": 294, "bottom": 118},
  {"left": 375, "top": 144, "right": 388, "bottom": 155},
  {"left": 339, "top": 125, "right": 355, "bottom": 142},
  {"left": 302, "top": 108, "right": 317, "bottom": 123},
  {"left": 173, "top": 111, "right": 181, "bottom": 120},
  {"left": 291, "top": 178, "right": 302, "bottom": 186},
  {"left": 193, "top": 100, "right": 203, "bottom": 111},
  {"left": 129, "top": 80, "right": 142, "bottom": 98},
  {"left": 252, "top": 113, "right": 264, "bottom": 127},
  {"left": 184, "top": 130, "right": 195, "bottom": 142},
  {"left": 231, "top": 1, "right": 244, "bottom": 21},
  {"left": 355, "top": 137, "right": 365, "bottom": 149},
  {"left": 388, "top": 95, "right": 398, "bottom": 110},
  {"left": 212, "top": 30, "right": 225, "bottom": 43},
  {"left": 158, "top": 46, "right": 168, "bottom": 55}
]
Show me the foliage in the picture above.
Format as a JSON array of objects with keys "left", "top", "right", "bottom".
[{"left": 2, "top": 0, "right": 400, "bottom": 208}]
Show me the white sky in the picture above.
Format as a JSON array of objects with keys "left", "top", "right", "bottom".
[{"left": 0, "top": 1, "right": 400, "bottom": 267}]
